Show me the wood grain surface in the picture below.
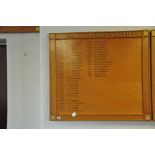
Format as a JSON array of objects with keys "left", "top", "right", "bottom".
[
  {"left": 0, "top": 26, "right": 39, "bottom": 33},
  {"left": 49, "top": 30, "right": 151, "bottom": 121},
  {"left": 151, "top": 30, "right": 155, "bottom": 120}
]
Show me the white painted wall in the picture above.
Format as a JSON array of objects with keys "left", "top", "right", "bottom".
[
  {"left": 0, "top": 33, "right": 41, "bottom": 129},
  {"left": 40, "top": 26, "right": 155, "bottom": 129}
]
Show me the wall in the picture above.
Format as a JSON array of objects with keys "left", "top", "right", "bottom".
[
  {"left": 40, "top": 26, "right": 155, "bottom": 129},
  {"left": 2, "top": 27, "right": 155, "bottom": 129},
  {"left": 0, "top": 33, "right": 41, "bottom": 129}
]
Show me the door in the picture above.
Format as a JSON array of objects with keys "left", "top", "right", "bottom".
[{"left": 0, "top": 39, "right": 7, "bottom": 129}]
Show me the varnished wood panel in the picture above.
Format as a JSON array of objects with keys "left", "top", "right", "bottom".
[
  {"left": 0, "top": 45, "right": 7, "bottom": 128},
  {"left": 151, "top": 30, "right": 155, "bottom": 120},
  {"left": 49, "top": 30, "right": 151, "bottom": 121},
  {"left": 0, "top": 26, "right": 39, "bottom": 33}
]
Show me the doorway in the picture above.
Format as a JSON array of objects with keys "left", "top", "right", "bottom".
[{"left": 0, "top": 39, "right": 7, "bottom": 129}]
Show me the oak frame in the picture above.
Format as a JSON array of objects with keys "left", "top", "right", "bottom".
[{"left": 49, "top": 30, "right": 151, "bottom": 121}]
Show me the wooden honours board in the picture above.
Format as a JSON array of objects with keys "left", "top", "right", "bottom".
[
  {"left": 151, "top": 30, "right": 155, "bottom": 120},
  {"left": 49, "top": 30, "right": 151, "bottom": 121}
]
